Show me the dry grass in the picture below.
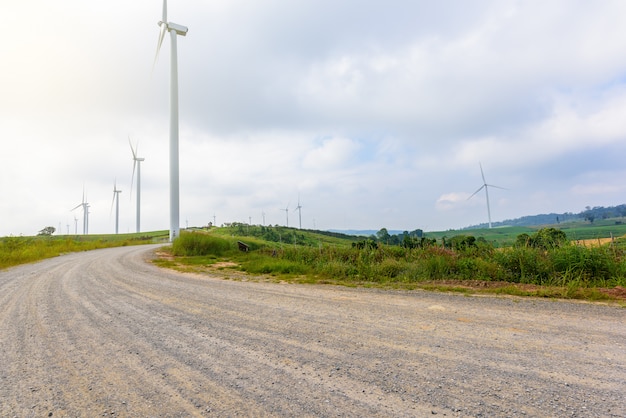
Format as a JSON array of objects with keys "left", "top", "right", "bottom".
[{"left": 574, "top": 237, "right": 615, "bottom": 247}]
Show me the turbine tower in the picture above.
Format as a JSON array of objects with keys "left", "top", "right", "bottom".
[
  {"left": 111, "top": 180, "right": 122, "bottom": 234},
  {"left": 129, "top": 138, "right": 144, "bottom": 233},
  {"left": 468, "top": 163, "right": 506, "bottom": 229},
  {"left": 154, "top": 0, "right": 188, "bottom": 242},
  {"left": 294, "top": 195, "right": 303, "bottom": 229},
  {"left": 71, "top": 189, "right": 89, "bottom": 235}
]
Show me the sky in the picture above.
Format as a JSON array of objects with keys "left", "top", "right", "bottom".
[{"left": 2, "top": 0, "right": 626, "bottom": 237}]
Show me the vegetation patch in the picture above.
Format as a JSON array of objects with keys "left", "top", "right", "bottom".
[{"left": 155, "top": 226, "right": 626, "bottom": 304}]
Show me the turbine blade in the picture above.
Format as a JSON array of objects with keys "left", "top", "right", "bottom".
[
  {"left": 467, "top": 185, "right": 485, "bottom": 200},
  {"left": 479, "top": 163, "right": 486, "bottom": 184},
  {"left": 153, "top": 23, "right": 167, "bottom": 71},
  {"left": 129, "top": 136, "right": 137, "bottom": 159},
  {"left": 162, "top": 0, "right": 167, "bottom": 23},
  {"left": 130, "top": 159, "right": 136, "bottom": 198},
  {"left": 129, "top": 137, "right": 137, "bottom": 197},
  {"left": 487, "top": 184, "right": 507, "bottom": 190}
]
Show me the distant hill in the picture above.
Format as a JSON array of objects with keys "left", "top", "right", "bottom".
[
  {"left": 327, "top": 229, "right": 406, "bottom": 237},
  {"left": 465, "top": 204, "right": 626, "bottom": 229},
  {"left": 328, "top": 204, "right": 626, "bottom": 235}
]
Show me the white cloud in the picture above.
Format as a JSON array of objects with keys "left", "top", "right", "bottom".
[
  {"left": 436, "top": 192, "right": 471, "bottom": 211},
  {"left": 302, "top": 137, "right": 361, "bottom": 169}
]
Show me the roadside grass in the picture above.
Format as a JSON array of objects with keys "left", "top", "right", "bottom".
[
  {"left": 0, "top": 231, "right": 168, "bottom": 270},
  {"left": 159, "top": 229, "right": 626, "bottom": 304},
  {"left": 9, "top": 226, "right": 621, "bottom": 304}
]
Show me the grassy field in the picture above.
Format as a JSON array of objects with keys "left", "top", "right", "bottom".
[
  {"left": 427, "top": 219, "right": 626, "bottom": 247},
  {"left": 0, "top": 231, "right": 169, "bottom": 270}
]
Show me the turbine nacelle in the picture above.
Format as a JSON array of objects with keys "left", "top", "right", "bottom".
[
  {"left": 154, "top": 20, "right": 188, "bottom": 69},
  {"left": 159, "top": 21, "right": 188, "bottom": 36}
]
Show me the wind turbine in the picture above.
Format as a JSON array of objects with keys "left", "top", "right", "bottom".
[
  {"left": 71, "top": 189, "right": 89, "bottom": 235},
  {"left": 281, "top": 203, "right": 290, "bottom": 227},
  {"left": 129, "top": 138, "right": 144, "bottom": 233},
  {"left": 468, "top": 163, "right": 506, "bottom": 229},
  {"left": 294, "top": 195, "right": 303, "bottom": 229},
  {"left": 111, "top": 180, "right": 122, "bottom": 234},
  {"left": 154, "top": 0, "right": 188, "bottom": 242}
]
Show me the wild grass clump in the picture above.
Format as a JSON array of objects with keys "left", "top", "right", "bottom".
[
  {"left": 492, "top": 243, "right": 626, "bottom": 287},
  {"left": 171, "top": 232, "right": 232, "bottom": 256}
]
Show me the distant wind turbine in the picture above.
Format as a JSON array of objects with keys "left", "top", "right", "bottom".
[
  {"left": 468, "top": 163, "right": 506, "bottom": 229},
  {"left": 129, "top": 137, "right": 144, "bottom": 233},
  {"left": 154, "top": 0, "right": 188, "bottom": 242},
  {"left": 281, "top": 203, "right": 290, "bottom": 227},
  {"left": 111, "top": 180, "right": 122, "bottom": 234},
  {"left": 294, "top": 196, "right": 303, "bottom": 229},
  {"left": 71, "top": 189, "right": 89, "bottom": 235}
]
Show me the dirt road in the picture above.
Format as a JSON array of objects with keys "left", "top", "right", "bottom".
[{"left": 1, "top": 245, "right": 624, "bottom": 417}]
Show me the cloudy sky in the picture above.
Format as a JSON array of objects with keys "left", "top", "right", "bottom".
[{"left": 2, "top": 0, "right": 626, "bottom": 237}]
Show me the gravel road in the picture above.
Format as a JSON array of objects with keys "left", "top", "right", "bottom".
[{"left": 0, "top": 244, "right": 624, "bottom": 417}]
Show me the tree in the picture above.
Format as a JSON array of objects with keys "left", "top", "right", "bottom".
[
  {"left": 376, "top": 228, "right": 391, "bottom": 243},
  {"left": 448, "top": 235, "right": 477, "bottom": 251},
  {"left": 38, "top": 226, "right": 56, "bottom": 236},
  {"left": 515, "top": 227, "right": 567, "bottom": 250}
]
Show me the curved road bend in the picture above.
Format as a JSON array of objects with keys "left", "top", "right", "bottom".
[{"left": 0, "top": 245, "right": 624, "bottom": 417}]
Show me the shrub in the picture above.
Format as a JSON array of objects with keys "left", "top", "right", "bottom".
[{"left": 375, "top": 258, "right": 405, "bottom": 279}]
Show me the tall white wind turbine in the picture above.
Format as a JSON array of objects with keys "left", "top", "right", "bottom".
[
  {"left": 468, "top": 163, "right": 506, "bottom": 229},
  {"left": 129, "top": 138, "right": 144, "bottom": 233},
  {"left": 111, "top": 180, "right": 122, "bottom": 234},
  {"left": 154, "top": 0, "right": 188, "bottom": 242}
]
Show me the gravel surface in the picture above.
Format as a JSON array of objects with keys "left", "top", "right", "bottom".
[{"left": 0, "top": 244, "right": 624, "bottom": 417}]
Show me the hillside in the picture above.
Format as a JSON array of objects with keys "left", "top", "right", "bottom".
[{"left": 465, "top": 204, "right": 626, "bottom": 229}]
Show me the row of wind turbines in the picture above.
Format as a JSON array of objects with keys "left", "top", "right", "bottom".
[
  {"left": 280, "top": 196, "right": 304, "bottom": 229},
  {"left": 72, "top": 0, "right": 186, "bottom": 241},
  {"left": 71, "top": 139, "right": 145, "bottom": 235},
  {"left": 274, "top": 163, "right": 504, "bottom": 232}
]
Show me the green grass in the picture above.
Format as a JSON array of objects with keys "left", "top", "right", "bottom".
[{"left": 161, "top": 227, "right": 626, "bottom": 303}]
